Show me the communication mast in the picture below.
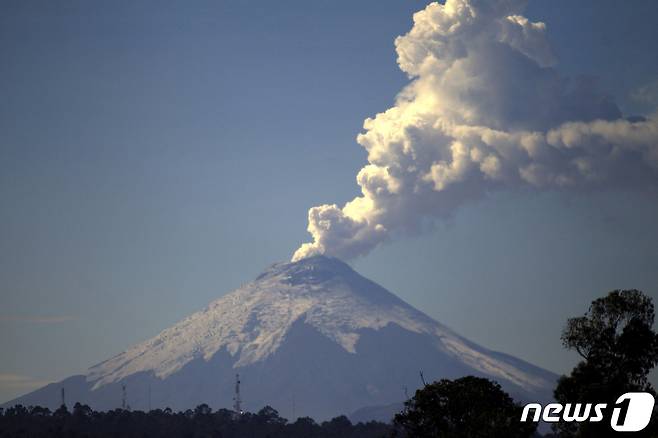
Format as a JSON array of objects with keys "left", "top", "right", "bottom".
[
  {"left": 122, "top": 384, "right": 127, "bottom": 410},
  {"left": 232, "top": 374, "right": 242, "bottom": 414},
  {"left": 403, "top": 387, "right": 410, "bottom": 414},
  {"left": 61, "top": 387, "right": 66, "bottom": 408}
]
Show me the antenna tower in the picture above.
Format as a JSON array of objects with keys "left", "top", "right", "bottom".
[
  {"left": 233, "top": 374, "right": 242, "bottom": 414},
  {"left": 61, "top": 387, "right": 66, "bottom": 407},
  {"left": 122, "top": 384, "right": 127, "bottom": 410}
]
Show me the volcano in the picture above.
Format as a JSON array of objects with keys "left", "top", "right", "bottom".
[{"left": 5, "top": 256, "right": 556, "bottom": 421}]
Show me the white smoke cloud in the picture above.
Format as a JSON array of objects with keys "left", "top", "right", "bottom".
[{"left": 292, "top": 0, "right": 658, "bottom": 262}]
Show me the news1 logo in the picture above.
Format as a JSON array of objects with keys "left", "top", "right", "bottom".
[{"left": 521, "top": 392, "right": 655, "bottom": 432}]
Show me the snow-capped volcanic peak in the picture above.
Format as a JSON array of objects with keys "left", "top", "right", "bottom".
[{"left": 86, "top": 256, "right": 552, "bottom": 395}]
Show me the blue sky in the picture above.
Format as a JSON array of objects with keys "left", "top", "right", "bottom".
[{"left": 1, "top": 0, "right": 658, "bottom": 402}]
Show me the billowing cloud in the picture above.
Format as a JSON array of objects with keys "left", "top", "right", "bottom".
[{"left": 293, "top": 0, "right": 658, "bottom": 261}]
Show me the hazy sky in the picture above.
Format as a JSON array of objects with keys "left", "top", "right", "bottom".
[{"left": 1, "top": 0, "right": 658, "bottom": 403}]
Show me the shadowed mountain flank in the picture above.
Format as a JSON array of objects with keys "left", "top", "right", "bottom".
[{"left": 4, "top": 256, "right": 556, "bottom": 420}]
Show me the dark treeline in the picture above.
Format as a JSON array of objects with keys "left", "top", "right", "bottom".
[{"left": 0, "top": 404, "right": 393, "bottom": 438}]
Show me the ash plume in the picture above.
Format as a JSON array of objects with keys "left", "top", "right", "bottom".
[{"left": 293, "top": 0, "right": 658, "bottom": 261}]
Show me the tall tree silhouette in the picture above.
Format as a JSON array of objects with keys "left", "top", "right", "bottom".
[
  {"left": 393, "top": 376, "right": 536, "bottom": 437},
  {"left": 554, "top": 289, "right": 658, "bottom": 437}
]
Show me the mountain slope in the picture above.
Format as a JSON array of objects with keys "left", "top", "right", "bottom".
[{"left": 4, "top": 256, "right": 557, "bottom": 420}]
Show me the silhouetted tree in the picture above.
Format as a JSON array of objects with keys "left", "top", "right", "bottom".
[
  {"left": 73, "top": 402, "right": 93, "bottom": 418},
  {"left": 4, "top": 405, "right": 28, "bottom": 418},
  {"left": 554, "top": 289, "right": 658, "bottom": 437},
  {"left": 288, "top": 416, "right": 320, "bottom": 436},
  {"left": 256, "top": 405, "right": 286, "bottom": 425},
  {"left": 321, "top": 415, "right": 353, "bottom": 436},
  {"left": 393, "top": 376, "right": 536, "bottom": 437},
  {"left": 29, "top": 405, "right": 51, "bottom": 417},
  {"left": 53, "top": 403, "right": 70, "bottom": 420},
  {"left": 194, "top": 403, "right": 212, "bottom": 417}
]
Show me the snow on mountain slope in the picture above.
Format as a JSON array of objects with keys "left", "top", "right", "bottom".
[
  {"left": 86, "top": 255, "right": 552, "bottom": 396},
  {"left": 6, "top": 256, "right": 557, "bottom": 419}
]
